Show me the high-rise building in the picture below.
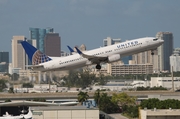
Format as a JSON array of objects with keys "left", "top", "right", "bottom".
[
  {"left": 0, "top": 62, "right": 8, "bottom": 72},
  {"left": 156, "top": 32, "right": 173, "bottom": 72},
  {"left": 12, "top": 36, "right": 26, "bottom": 70},
  {"left": 0, "top": 51, "right": 9, "bottom": 63},
  {"left": 44, "top": 33, "right": 61, "bottom": 57},
  {"left": 132, "top": 50, "right": 155, "bottom": 64},
  {"left": 0, "top": 51, "right": 9, "bottom": 72},
  {"left": 29, "top": 27, "right": 53, "bottom": 52},
  {"left": 170, "top": 48, "right": 180, "bottom": 72}
]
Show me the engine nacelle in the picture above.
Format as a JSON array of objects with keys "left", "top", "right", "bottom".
[
  {"left": 86, "top": 60, "right": 93, "bottom": 65},
  {"left": 108, "top": 54, "right": 120, "bottom": 63}
]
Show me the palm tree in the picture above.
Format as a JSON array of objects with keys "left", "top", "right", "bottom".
[
  {"left": 8, "top": 87, "right": 14, "bottom": 93},
  {"left": 93, "top": 89, "right": 101, "bottom": 106},
  {"left": 77, "top": 91, "right": 89, "bottom": 104},
  {"left": 0, "top": 79, "right": 7, "bottom": 92}
]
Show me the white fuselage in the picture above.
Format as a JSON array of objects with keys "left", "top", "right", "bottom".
[
  {"left": 0, "top": 115, "right": 24, "bottom": 119},
  {"left": 34, "top": 37, "right": 164, "bottom": 71}
]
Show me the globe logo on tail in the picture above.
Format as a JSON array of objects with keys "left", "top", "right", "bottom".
[{"left": 32, "top": 50, "right": 51, "bottom": 65}]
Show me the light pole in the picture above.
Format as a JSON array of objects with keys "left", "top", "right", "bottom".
[{"left": 172, "top": 66, "right": 174, "bottom": 92}]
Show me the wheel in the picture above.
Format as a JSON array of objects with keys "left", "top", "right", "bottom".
[{"left": 96, "top": 64, "right": 101, "bottom": 70}]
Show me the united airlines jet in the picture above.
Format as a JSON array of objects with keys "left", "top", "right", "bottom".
[
  {"left": 21, "top": 37, "right": 164, "bottom": 72},
  {"left": 0, "top": 108, "right": 32, "bottom": 119}
]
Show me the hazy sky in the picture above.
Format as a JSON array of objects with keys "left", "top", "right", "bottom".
[{"left": 0, "top": 0, "right": 180, "bottom": 60}]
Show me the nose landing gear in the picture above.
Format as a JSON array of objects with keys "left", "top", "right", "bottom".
[
  {"left": 96, "top": 64, "right": 101, "bottom": 70},
  {"left": 151, "top": 49, "right": 155, "bottom": 55}
]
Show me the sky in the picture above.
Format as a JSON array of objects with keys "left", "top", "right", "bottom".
[{"left": 0, "top": 0, "right": 180, "bottom": 61}]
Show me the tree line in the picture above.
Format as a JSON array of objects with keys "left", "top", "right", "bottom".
[
  {"left": 136, "top": 86, "right": 167, "bottom": 91},
  {"left": 77, "top": 91, "right": 180, "bottom": 118},
  {"left": 77, "top": 90, "right": 138, "bottom": 117},
  {"left": 61, "top": 70, "right": 108, "bottom": 88},
  {"left": 140, "top": 98, "right": 180, "bottom": 109}
]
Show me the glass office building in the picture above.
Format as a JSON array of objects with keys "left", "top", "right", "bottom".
[
  {"left": 29, "top": 27, "right": 54, "bottom": 52},
  {"left": 0, "top": 52, "right": 9, "bottom": 63},
  {"left": 0, "top": 52, "right": 9, "bottom": 72},
  {"left": 156, "top": 32, "right": 173, "bottom": 72}
]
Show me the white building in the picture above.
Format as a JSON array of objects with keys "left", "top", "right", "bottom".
[
  {"left": 140, "top": 108, "right": 180, "bottom": 119},
  {"left": 92, "top": 80, "right": 133, "bottom": 91},
  {"left": 109, "top": 61, "right": 153, "bottom": 75},
  {"left": 31, "top": 106, "right": 99, "bottom": 119},
  {"left": 13, "top": 84, "right": 59, "bottom": 93},
  {"left": 131, "top": 80, "right": 150, "bottom": 88},
  {"left": 61, "top": 50, "right": 70, "bottom": 57},
  {"left": 170, "top": 48, "right": 180, "bottom": 72},
  {"left": 151, "top": 77, "right": 180, "bottom": 89}
]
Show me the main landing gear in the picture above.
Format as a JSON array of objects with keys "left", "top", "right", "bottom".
[
  {"left": 151, "top": 50, "right": 155, "bottom": 55},
  {"left": 96, "top": 64, "right": 101, "bottom": 70},
  {"left": 151, "top": 52, "right": 154, "bottom": 55}
]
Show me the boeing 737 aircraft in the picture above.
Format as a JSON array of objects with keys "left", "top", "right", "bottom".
[
  {"left": 0, "top": 108, "right": 32, "bottom": 119},
  {"left": 21, "top": 37, "right": 164, "bottom": 72}
]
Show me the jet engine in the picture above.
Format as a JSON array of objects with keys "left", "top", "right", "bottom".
[{"left": 108, "top": 54, "right": 120, "bottom": 63}]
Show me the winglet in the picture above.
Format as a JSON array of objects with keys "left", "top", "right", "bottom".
[
  {"left": 67, "top": 45, "right": 74, "bottom": 52},
  {"left": 75, "top": 47, "right": 82, "bottom": 55},
  {"left": 21, "top": 41, "right": 52, "bottom": 65}
]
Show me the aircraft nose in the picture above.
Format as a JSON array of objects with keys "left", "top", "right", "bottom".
[{"left": 159, "top": 40, "right": 164, "bottom": 44}]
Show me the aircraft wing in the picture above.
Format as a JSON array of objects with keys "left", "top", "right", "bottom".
[
  {"left": 26, "top": 65, "right": 43, "bottom": 68},
  {"left": 75, "top": 47, "right": 108, "bottom": 64},
  {"left": 26, "top": 65, "right": 44, "bottom": 71}
]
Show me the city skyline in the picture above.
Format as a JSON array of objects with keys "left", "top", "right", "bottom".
[{"left": 0, "top": 0, "right": 180, "bottom": 61}]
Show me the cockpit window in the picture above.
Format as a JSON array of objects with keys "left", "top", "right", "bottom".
[{"left": 153, "top": 38, "right": 158, "bottom": 41}]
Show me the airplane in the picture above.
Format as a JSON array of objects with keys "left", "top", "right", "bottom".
[
  {"left": 23, "top": 107, "right": 32, "bottom": 119},
  {"left": 67, "top": 45, "right": 76, "bottom": 54},
  {"left": 21, "top": 37, "right": 164, "bottom": 72},
  {"left": 0, "top": 112, "right": 23, "bottom": 119},
  {"left": 0, "top": 108, "right": 32, "bottom": 119}
]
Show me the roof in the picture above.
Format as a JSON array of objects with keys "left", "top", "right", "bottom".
[
  {"left": 0, "top": 101, "right": 59, "bottom": 107},
  {"left": 31, "top": 106, "right": 98, "bottom": 111}
]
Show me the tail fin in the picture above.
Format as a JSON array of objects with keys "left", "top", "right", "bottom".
[
  {"left": 21, "top": 41, "right": 52, "bottom": 65},
  {"left": 74, "top": 47, "right": 83, "bottom": 55},
  {"left": 67, "top": 45, "right": 77, "bottom": 55},
  {"left": 67, "top": 45, "right": 74, "bottom": 52}
]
